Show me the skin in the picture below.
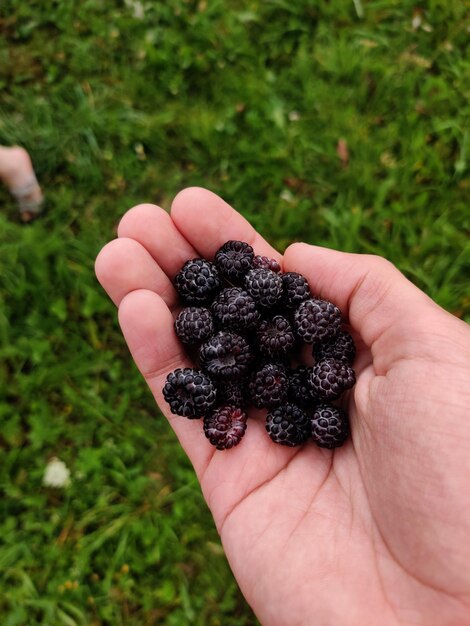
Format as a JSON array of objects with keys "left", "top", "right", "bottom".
[
  {"left": 95, "top": 187, "right": 470, "bottom": 626},
  {"left": 0, "top": 146, "right": 43, "bottom": 221}
]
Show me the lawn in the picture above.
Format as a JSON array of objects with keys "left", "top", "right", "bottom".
[{"left": 0, "top": 1, "right": 468, "bottom": 624}]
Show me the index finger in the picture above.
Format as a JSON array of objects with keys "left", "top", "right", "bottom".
[{"left": 170, "top": 187, "right": 282, "bottom": 262}]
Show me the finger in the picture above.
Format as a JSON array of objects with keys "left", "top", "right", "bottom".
[
  {"left": 95, "top": 238, "right": 178, "bottom": 309},
  {"left": 117, "top": 203, "right": 198, "bottom": 278},
  {"left": 171, "top": 187, "right": 282, "bottom": 262},
  {"left": 283, "top": 243, "right": 441, "bottom": 371},
  {"left": 118, "top": 289, "right": 214, "bottom": 473}
]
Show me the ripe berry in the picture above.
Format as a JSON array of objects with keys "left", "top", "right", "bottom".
[
  {"left": 266, "top": 403, "right": 310, "bottom": 447},
  {"left": 282, "top": 272, "right": 310, "bottom": 309},
  {"left": 252, "top": 255, "right": 281, "bottom": 273},
  {"left": 199, "top": 331, "right": 254, "bottom": 379},
  {"left": 308, "top": 358, "right": 356, "bottom": 401},
  {"left": 211, "top": 287, "right": 260, "bottom": 332},
  {"left": 162, "top": 368, "right": 217, "bottom": 418},
  {"left": 288, "top": 366, "right": 315, "bottom": 408},
  {"left": 249, "top": 363, "right": 289, "bottom": 409},
  {"left": 313, "top": 330, "right": 356, "bottom": 365},
  {"left": 245, "top": 268, "right": 283, "bottom": 308},
  {"left": 257, "top": 315, "right": 295, "bottom": 357},
  {"left": 215, "top": 240, "right": 254, "bottom": 281},
  {"left": 218, "top": 378, "right": 250, "bottom": 407},
  {"left": 204, "top": 405, "right": 248, "bottom": 450},
  {"left": 175, "top": 258, "right": 221, "bottom": 305},
  {"left": 294, "top": 298, "right": 341, "bottom": 343},
  {"left": 311, "top": 405, "right": 349, "bottom": 449},
  {"left": 175, "top": 307, "right": 214, "bottom": 344}
]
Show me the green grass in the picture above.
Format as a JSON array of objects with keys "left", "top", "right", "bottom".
[{"left": 0, "top": 0, "right": 469, "bottom": 624}]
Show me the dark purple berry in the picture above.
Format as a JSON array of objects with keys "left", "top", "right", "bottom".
[
  {"left": 288, "top": 366, "right": 315, "bottom": 408},
  {"left": 162, "top": 368, "right": 217, "bottom": 418},
  {"left": 294, "top": 298, "right": 341, "bottom": 343},
  {"left": 257, "top": 315, "right": 295, "bottom": 357},
  {"left": 308, "top": 358, "right": 356, "bottom": 401},
  {"left": 199, "top": 331, "right": 254, "bottom": 379},
  {"left": 266, "top": 403, "right": 310, "bottom": 447},
  {"left": 313, "top": 330, "right": 356, "bottom": 365},
  {"left": 252, "top": 255, "right": 281, "bottom": 273},
  {"left": 175, "top": 307, "right": 214, "bottom": 344},
  {"left": 217, "top": 378, "right": 250, "bottom": 407},
  {"left": 249, "top": 363, "right": 289, "bottom": 409},
  {"left": 211, "top": 287, "right": 260, "bottom": 332},
  {"left": 204, "top": 405, "right": 248, "bottom": 450},
  {"left": 311, "top": 405, "right": 349, "bottom": 449},
  {"left": 219, "top": 379, "right": 249, "bottom": 407},
  {"left": 245, "top": 268, "right": 283, "bottom": 308},
  {"left": 215, "top": 240, "right": 254, "bottom": 281},
  {"left": 175, "top": 258, "right": 221, "bottom": 305},
  {"left": 282, "top": 272, "right": 310, "bottom": 309}
]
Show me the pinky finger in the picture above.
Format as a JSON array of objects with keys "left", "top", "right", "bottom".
[{"left": 118, "top": 289, "right": 214, "bottom": 475}]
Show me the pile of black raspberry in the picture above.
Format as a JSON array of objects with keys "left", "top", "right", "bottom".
[{"left": 163, "top": 240, "right": 356, "bottom": 451}]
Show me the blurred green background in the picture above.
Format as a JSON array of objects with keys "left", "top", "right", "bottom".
[{"left": 0, "top": 1, "right": 468, "bottom": 624}]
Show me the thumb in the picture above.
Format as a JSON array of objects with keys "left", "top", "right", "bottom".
[{"left": 283, "top": 243, "right": 467, "bottom": 371}]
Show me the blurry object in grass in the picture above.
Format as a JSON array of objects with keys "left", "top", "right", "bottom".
[
  {"left": 336, "top": 138, "right": 349, "bottom": 168},
  {"left": 411, "top": 8, "right": 423, "bottom": 31},
  {"left": 0, "top": 146, "right": 44, "bottom": 222},
  {"left": 43, "top": 458, "right": 71, "bottom": 488},
  {"left": 125, "top": 0, "right": 145, "bottom": 19}
]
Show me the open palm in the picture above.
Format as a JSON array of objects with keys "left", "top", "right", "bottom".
[{"left": 96, "top": 188, "right": 470, "bottom": 625}]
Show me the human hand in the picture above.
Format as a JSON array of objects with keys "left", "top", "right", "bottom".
[{"left": 95, "top": 188, "right": 470, "bottom": 626}]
